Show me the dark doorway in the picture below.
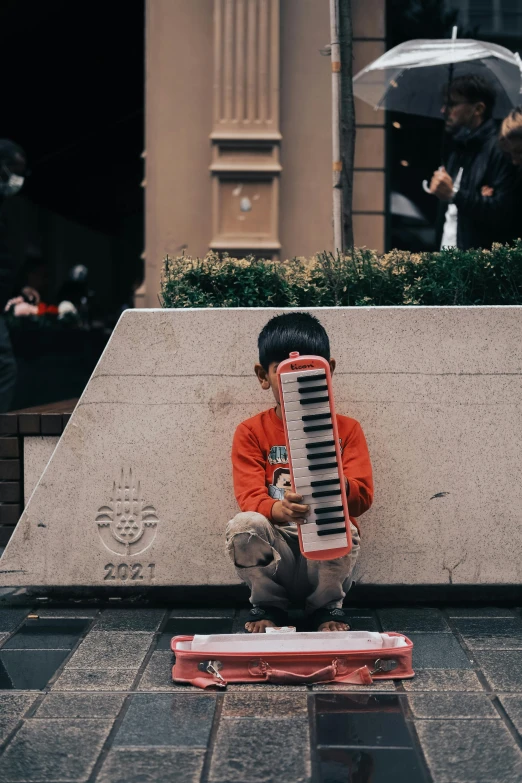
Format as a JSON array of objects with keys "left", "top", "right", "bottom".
[
  {"left": 0, "top": 0, "right": 145, "bottom": 407},
  {"left": 0, "top": 0, "right": 145, "bottom": 310}
]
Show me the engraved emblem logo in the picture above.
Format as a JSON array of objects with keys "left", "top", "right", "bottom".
[{"left": 96, "top": 469, "right": 158, "bottom": 556}]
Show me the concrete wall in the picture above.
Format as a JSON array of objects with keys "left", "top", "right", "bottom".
[
  {"left": 24, "top": 437, "right": 59, "bottom": 505},
  {"left": 1, "top": 307, "right": 521, "bottom": 588}
]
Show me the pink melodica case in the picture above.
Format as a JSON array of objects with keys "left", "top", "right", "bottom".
[{"left": 172, "top": 630, "right": 415, "bottom": 689}]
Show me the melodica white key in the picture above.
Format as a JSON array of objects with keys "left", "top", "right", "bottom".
[{"left": 277, "top": 352, "right": 351, "bottom": 561}]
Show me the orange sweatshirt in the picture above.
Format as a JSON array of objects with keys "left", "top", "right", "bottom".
[{"left": 231, "top": 407, "right": 373, "bottom": 532}]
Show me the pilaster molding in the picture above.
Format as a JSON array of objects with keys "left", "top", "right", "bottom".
[{"left": 210, "top": 0, "right": 281, "bottom": 255}]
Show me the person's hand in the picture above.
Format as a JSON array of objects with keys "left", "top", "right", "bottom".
[
  {"left": 429, "top": 167, "right": 454, "bottom": 201},
  {"left": 481, "top": 185, "right": 494, "bottom": 197},
  {"left": 4, "top": 296, "right": 24, "bottom": 313},
  {"left": 271, "top": 491, "right": 310, "bottom": 526},
  {"left": 13, "top": 301, "right": 38, "bottom": 316}
]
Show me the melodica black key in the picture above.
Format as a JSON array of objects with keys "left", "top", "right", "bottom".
[
  {"left": 300, "top": 395, "right": 330, "bottom": 406},
  {"left": 298, "top": 373, "right": 327, "bottom": 383},
  {"left": 277, "top": 352, "right": 351, "bottom": 561},
  {"left": 304, "top": 424, "right": 333, "bottom": 433}
]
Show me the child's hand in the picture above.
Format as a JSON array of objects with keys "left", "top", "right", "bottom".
[{"left": 272, "top": 492, "right": 310, "bottom": 526}]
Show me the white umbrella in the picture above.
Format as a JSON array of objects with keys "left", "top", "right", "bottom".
[{"left": 353, "top": 35, "right": 521, "bottom": 120}]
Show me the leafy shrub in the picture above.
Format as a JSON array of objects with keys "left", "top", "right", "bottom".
[{"left": 160, "top": 241, "right": 522, "bottom": 308}]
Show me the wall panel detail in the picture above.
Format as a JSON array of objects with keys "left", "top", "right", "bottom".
[
  {"left": 352, "top": 2, "right": 387, "bottom": 253},
  {"left": 210, "top": 0, "right": 281, "bottom": 254}
]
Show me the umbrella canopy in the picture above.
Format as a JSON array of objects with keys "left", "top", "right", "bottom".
[
  {"left": 390, "top": 191, "right": 426, "bottom": 222},
  {"left": 353, "top": 38, "right": 522, "bottom": 120}
]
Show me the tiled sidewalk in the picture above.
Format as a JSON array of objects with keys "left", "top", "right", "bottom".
[{"left": 0, "top": 602, "right": 522, "bottom": 782}]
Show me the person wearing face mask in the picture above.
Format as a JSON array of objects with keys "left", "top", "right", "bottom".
[
  {"left": 429, "top": 74, "right": 517, "bottom": 251},
  {"left": 0, "top": 139, "right": 27, "bottom": 412}
]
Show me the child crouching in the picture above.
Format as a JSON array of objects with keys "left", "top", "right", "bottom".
[{"left": 227, "top": 312, "right": 373, "bottom": 633}]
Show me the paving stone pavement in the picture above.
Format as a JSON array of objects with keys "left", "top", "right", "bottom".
[{"left": 0, "top": 602, "right": 521, "bottom": 781}]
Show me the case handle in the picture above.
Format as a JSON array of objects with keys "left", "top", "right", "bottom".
[{"left": 249, "top": 658, "right": 373, "bottom": 685}]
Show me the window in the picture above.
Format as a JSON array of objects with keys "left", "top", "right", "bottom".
[
  {"left": 446, "top": 0, "right": 522, "bottom": 36},
  {"left": 501, "top": 0, "right": 522, "bottom": 34},
  {"left": 468, "top": 0, "right": 495, "bottom": 32}
]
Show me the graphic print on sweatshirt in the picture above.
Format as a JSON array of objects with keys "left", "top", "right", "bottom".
[
  {"left": 268, "top": 465, "right": 292, "bottom": 499},
  {"left": 267, "top": 446, "right": 290, "bottom": 499},
  {"left": 268, "top": 445, "right": 288, "bottom": 465}
]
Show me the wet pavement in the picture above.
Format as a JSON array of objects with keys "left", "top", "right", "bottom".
[{"left": 0, "top": 598, "right": 521, "bottom": 782}]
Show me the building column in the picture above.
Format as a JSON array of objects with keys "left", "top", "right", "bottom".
[{"left": 209, "top": 0, "right": 281, "bottom": 256}]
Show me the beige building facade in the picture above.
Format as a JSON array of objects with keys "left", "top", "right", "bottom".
[{"left": 144, "top": 0, "right": 386, "bottom": 306}]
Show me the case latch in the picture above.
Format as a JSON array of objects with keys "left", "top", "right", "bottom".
[
  {"left": 370, "top": 658, "right": 398, "bottom": 675},
  {"left": 198, "top": 660, "right": 226, "bottom": 686}
]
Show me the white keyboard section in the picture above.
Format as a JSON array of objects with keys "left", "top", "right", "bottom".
[{"left": 280, "top": 368, "right": 348, "bottom": 553}]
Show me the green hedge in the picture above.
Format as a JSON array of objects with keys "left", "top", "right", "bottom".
[{"left": 160, "top": 241, "right": 522, "bottom": 308}]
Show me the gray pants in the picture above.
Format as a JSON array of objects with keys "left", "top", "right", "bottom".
[{"left": 226, "top": 511, "right": 360, "bottom": 613}]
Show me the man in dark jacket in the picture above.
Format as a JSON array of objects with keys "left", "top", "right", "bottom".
[
  {"left": 429, "top": 74, "right": 516, "bottom": 250},
  {"left": 0, "top": 140, "right": 27, "bottom": 412}
]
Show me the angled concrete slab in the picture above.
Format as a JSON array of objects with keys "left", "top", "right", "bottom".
[{"left": 1, "top": 306, "right": 522, "bottom": 587}]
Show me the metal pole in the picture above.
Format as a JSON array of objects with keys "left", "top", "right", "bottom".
[
  {"left": 330, "top": 0, "right": 343, "bottom": 254},
  {"left": 440, "top": 26, "right": 458, "bottom": 164}
]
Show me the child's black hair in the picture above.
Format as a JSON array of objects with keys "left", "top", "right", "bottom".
[{"left": 258, "top": 312, "right": 330, "bottom": 370}]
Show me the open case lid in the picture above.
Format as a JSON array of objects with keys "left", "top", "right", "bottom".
[{"left": 173, "top": 630, "right": 410, "bottom": 654}]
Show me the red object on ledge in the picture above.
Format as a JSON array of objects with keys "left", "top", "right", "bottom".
[{"left": 37, "top": 303, "right": 59, "bottom": 316}]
